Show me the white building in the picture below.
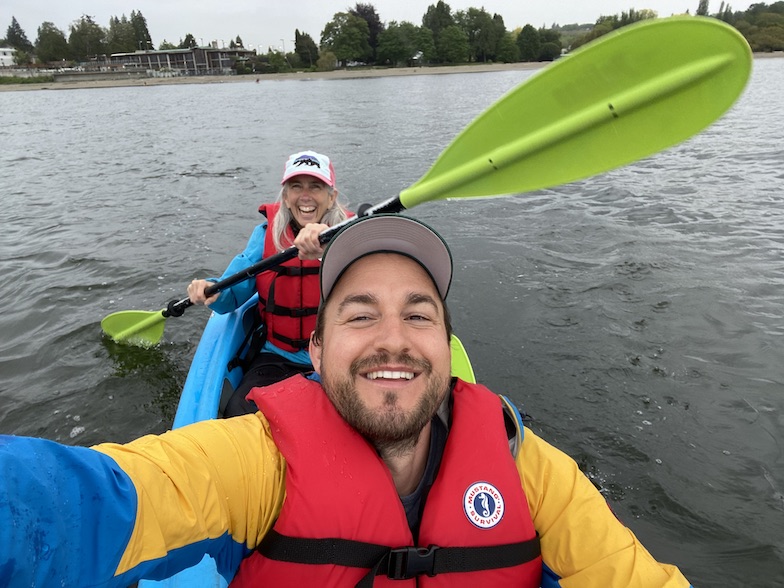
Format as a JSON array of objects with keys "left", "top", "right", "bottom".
[{"left": 0, "top": 47, "right": 16, "bottom": 67}]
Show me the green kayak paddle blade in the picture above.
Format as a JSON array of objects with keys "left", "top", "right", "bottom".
[
  {"left": 399, "top": 16, "right": 752, "bottom": 207},
  {"left": 450, "top": 334, "right": 476, "bottom": 384},
  {"left": 101, "top": 310, "right": 167, "bottom": 346}
]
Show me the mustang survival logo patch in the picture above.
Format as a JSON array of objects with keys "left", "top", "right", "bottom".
[{"left": 463, "top": 481, "right": 505, "bottom": 529}]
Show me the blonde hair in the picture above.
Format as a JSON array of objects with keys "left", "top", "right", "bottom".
[{"left": 271, "top": 185, "right": 350, "bottom": 251}]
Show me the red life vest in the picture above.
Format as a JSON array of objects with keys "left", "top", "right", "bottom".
[
  {"left": 231, "top": 377, "right": 542, "bottom": 587},
  {"left": 255, "top": 202, "right": 321, "bottom": 352}
]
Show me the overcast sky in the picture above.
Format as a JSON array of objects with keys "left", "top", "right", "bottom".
[{"left": 4, "top": 1, "right": 752, "bottom": 50}]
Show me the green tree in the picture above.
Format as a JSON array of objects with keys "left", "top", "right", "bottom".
[
  {"left": 538, "top": 42, "right": 561, "bottom": 61},
  {"left": 422, "top": 1, "right": 454, "bottom": 53},
  {"left": 416, "top": 26, "right": 437, "bottom": 63},
  {"left": 316, "top": 50, "right": 337, "bottom": 71},
  {"left": 496, "top": 31, "right": 519, "bottom": 63},
  {"left": 570, "top": 8, "right": 655, "bottom": 49},
  {"left": 437, "top": 24, "right": 469, "bottom": 63},
  {"left": 455, "top": 8, "right": 497, "bottom": 62},
  {"left": 350, "top": 3, "right": 384, "bottom": 63},
  {"left": 68, "top": 15, "right": 107, "bottom": 60},
  {"left": 35, "top": 22, "right": 69, "bottom": 63},
  {"left": 180, "top": 33, "right": 197, "bottom": 49},
  {"left": 746, "top": 24, "right": 784, "bottom": 50},
  {"left": 158, "top": 39, "right": 177, "bottom": 50},
  {"left": 107, "top": 16, "right": 136, "bottom": 54},
  {"left": 130, "top": 11, "right": 153, "bottom": 50},
  {"left": 517, "top": 25, "right": 540, "bottom": 61},
  {"left": 377, "top": 20, "right": 425, "bottom": 66},
  {"left": 13, "top": 49, "right": 32, "bottom": 65},
  {"left": 6, "top": 16, "right": 34, "bottom": 52},
  {"left": 235, "top": 36, "right": 244, "bottom": 48},
  {"left": 266, "top": 50, "right": 289, "bottom": 72},
  {"left": 491, "top": 14, "right": 507, "bottom": 60},
  {"left": 295, "top": 29, "right": 319, "bottom": 67},
  {"left": 539, "top": 27, "right": 562, "bottom": 52},
  {"left": 697, "top": 0, "right": 711, "bottom": 15},
  {"left": 321, "top": 12, "right": 372, "bottom": 66}
]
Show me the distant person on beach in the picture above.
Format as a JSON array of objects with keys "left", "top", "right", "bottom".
[{"left": 187, "top": 150, "right": 352, "bottom": 416}]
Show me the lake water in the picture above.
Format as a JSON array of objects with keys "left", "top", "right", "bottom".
[{"left": 1, "top": 59, "right": 783, "bottom": 585}]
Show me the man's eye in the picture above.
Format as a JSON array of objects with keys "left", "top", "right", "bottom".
[
  {"left": 347, "top": 314, "right": 372, "bottom": 322},
  {"left": 408, "top": 313, "right": 431, "bottom": 322}
]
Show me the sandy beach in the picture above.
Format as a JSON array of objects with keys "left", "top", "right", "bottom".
[{"left": 0, "top": 62, "right": 545, "bottom": 92}]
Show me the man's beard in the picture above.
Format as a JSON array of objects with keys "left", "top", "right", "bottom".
[{"left": 322, "top": 351, "right": 450, "bottom": 456}]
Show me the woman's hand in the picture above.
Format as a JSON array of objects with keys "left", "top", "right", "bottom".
[
  {"left": 295, "top": 223, "right": 328, "bottom": 260},
  {"left": 187, "top": 279, "right": 220, "bottom": 305}
]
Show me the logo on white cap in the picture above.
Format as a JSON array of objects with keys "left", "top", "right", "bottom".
[{"left": 281, "top": 150, "right": 335, "bottom": 187}]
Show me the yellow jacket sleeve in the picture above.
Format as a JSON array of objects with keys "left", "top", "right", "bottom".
[
  {"left": 94, "top": 413, "right": 286, "bottom": 575},
  {"left": 517, "top": 427, "right": 691, "bottom": 587}
]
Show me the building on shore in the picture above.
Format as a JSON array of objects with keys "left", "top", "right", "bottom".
[
  {"left": 106, "top": 46, "right": 255, "bottom": 76},
  {"left": 0, "top": 47, "right": 16, "bottom": 68}
]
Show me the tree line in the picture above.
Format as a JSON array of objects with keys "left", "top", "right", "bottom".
[{"left": 2, "top": 1, "right": 783, "bottom": 70}]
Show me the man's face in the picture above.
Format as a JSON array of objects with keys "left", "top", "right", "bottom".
[{"left": 310, "top": 253, "right": 452, "bottom": 449}]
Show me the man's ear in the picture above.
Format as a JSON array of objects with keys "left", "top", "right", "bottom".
[{"left": 309, "top": 332, "right": 322, "bottom": 375}]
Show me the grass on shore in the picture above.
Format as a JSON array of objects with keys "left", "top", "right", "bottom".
[{"left": 0, "top": 75, "right": 54, "bottom": 85}]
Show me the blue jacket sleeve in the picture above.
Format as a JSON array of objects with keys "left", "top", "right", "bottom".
[
  {"left": 208, "top": 223, "right": 267, "bottom": 314},
  {"left": 0, "top": 435, "right": 138, "bottom": 587}
]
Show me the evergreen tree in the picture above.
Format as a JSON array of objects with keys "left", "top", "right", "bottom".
[
  {"left": 697, "top": 0, "right": 710, "bottom": 16},
  {"left": 35, "top": 22, "right": 69, "bottom": 62},
  {"left": 68, "top": 15, "right": 107, "bottom": 60},
  {"left": 107, "top": 16, "right": 137, "bottom": 53},
  {"left": 130, "top": 11, "right": 153, "bottom": 50},
  {"left": 294, "top": 29, "right": 319, "bottom": 67},
  {"left": 180, "top": 33, "right": 198, "bottom": 49},
  {"left": 6, "top": 16, "right": 34, "bottom": 52}
]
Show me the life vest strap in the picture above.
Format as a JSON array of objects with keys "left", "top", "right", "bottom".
[
  {"left": 270, "top": 332, "right": 310, "bottom": 350},
  {"left": 258, "top": 529, "right": 540, "bottom": 586}
]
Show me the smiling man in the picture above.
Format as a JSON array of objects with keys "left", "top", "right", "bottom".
[{"left": 0, "top": 215, "right": 692, "bottom": 587}]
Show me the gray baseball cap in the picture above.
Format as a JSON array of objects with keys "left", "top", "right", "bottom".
[{"left": 319, "top": 215, "right": 452, "bottom": 303}]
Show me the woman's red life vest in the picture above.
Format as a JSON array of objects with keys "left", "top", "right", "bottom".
[
  {"left": 231, "top": 376, "right": 542, "bottom": 587},
  {"left": 255, "top": 202, "right": 321, "bottom": 352}
]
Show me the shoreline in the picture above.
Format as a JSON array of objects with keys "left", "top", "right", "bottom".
[
  {"left": 0, "top": 62, "right": 545, "bottom": 92},
  {"left": 1, "top": 52, "right": 781, "bottom": 92}
]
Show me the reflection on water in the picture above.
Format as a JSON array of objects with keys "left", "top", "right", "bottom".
[
  {"left": 102, "top": 336, "right": 186, "bottom": 425},
  {"left": 1, "top": 59, "right": 783, "bottom": 584}
]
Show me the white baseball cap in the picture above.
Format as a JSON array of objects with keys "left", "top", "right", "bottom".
[
  {"left": 320, "top": 215, "right": 452, "bottom": 303},
  {"left": 281, "top": 150, "right": 335, "bottom": 187}
]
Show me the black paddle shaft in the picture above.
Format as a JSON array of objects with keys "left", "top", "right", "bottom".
[{"left": 163, "top": 196, "right": 405, "bottom": 318}]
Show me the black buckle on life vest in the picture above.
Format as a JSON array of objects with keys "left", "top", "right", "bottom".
[{"left": 387, "top": 545, "right": 439, "bottom": 579}]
